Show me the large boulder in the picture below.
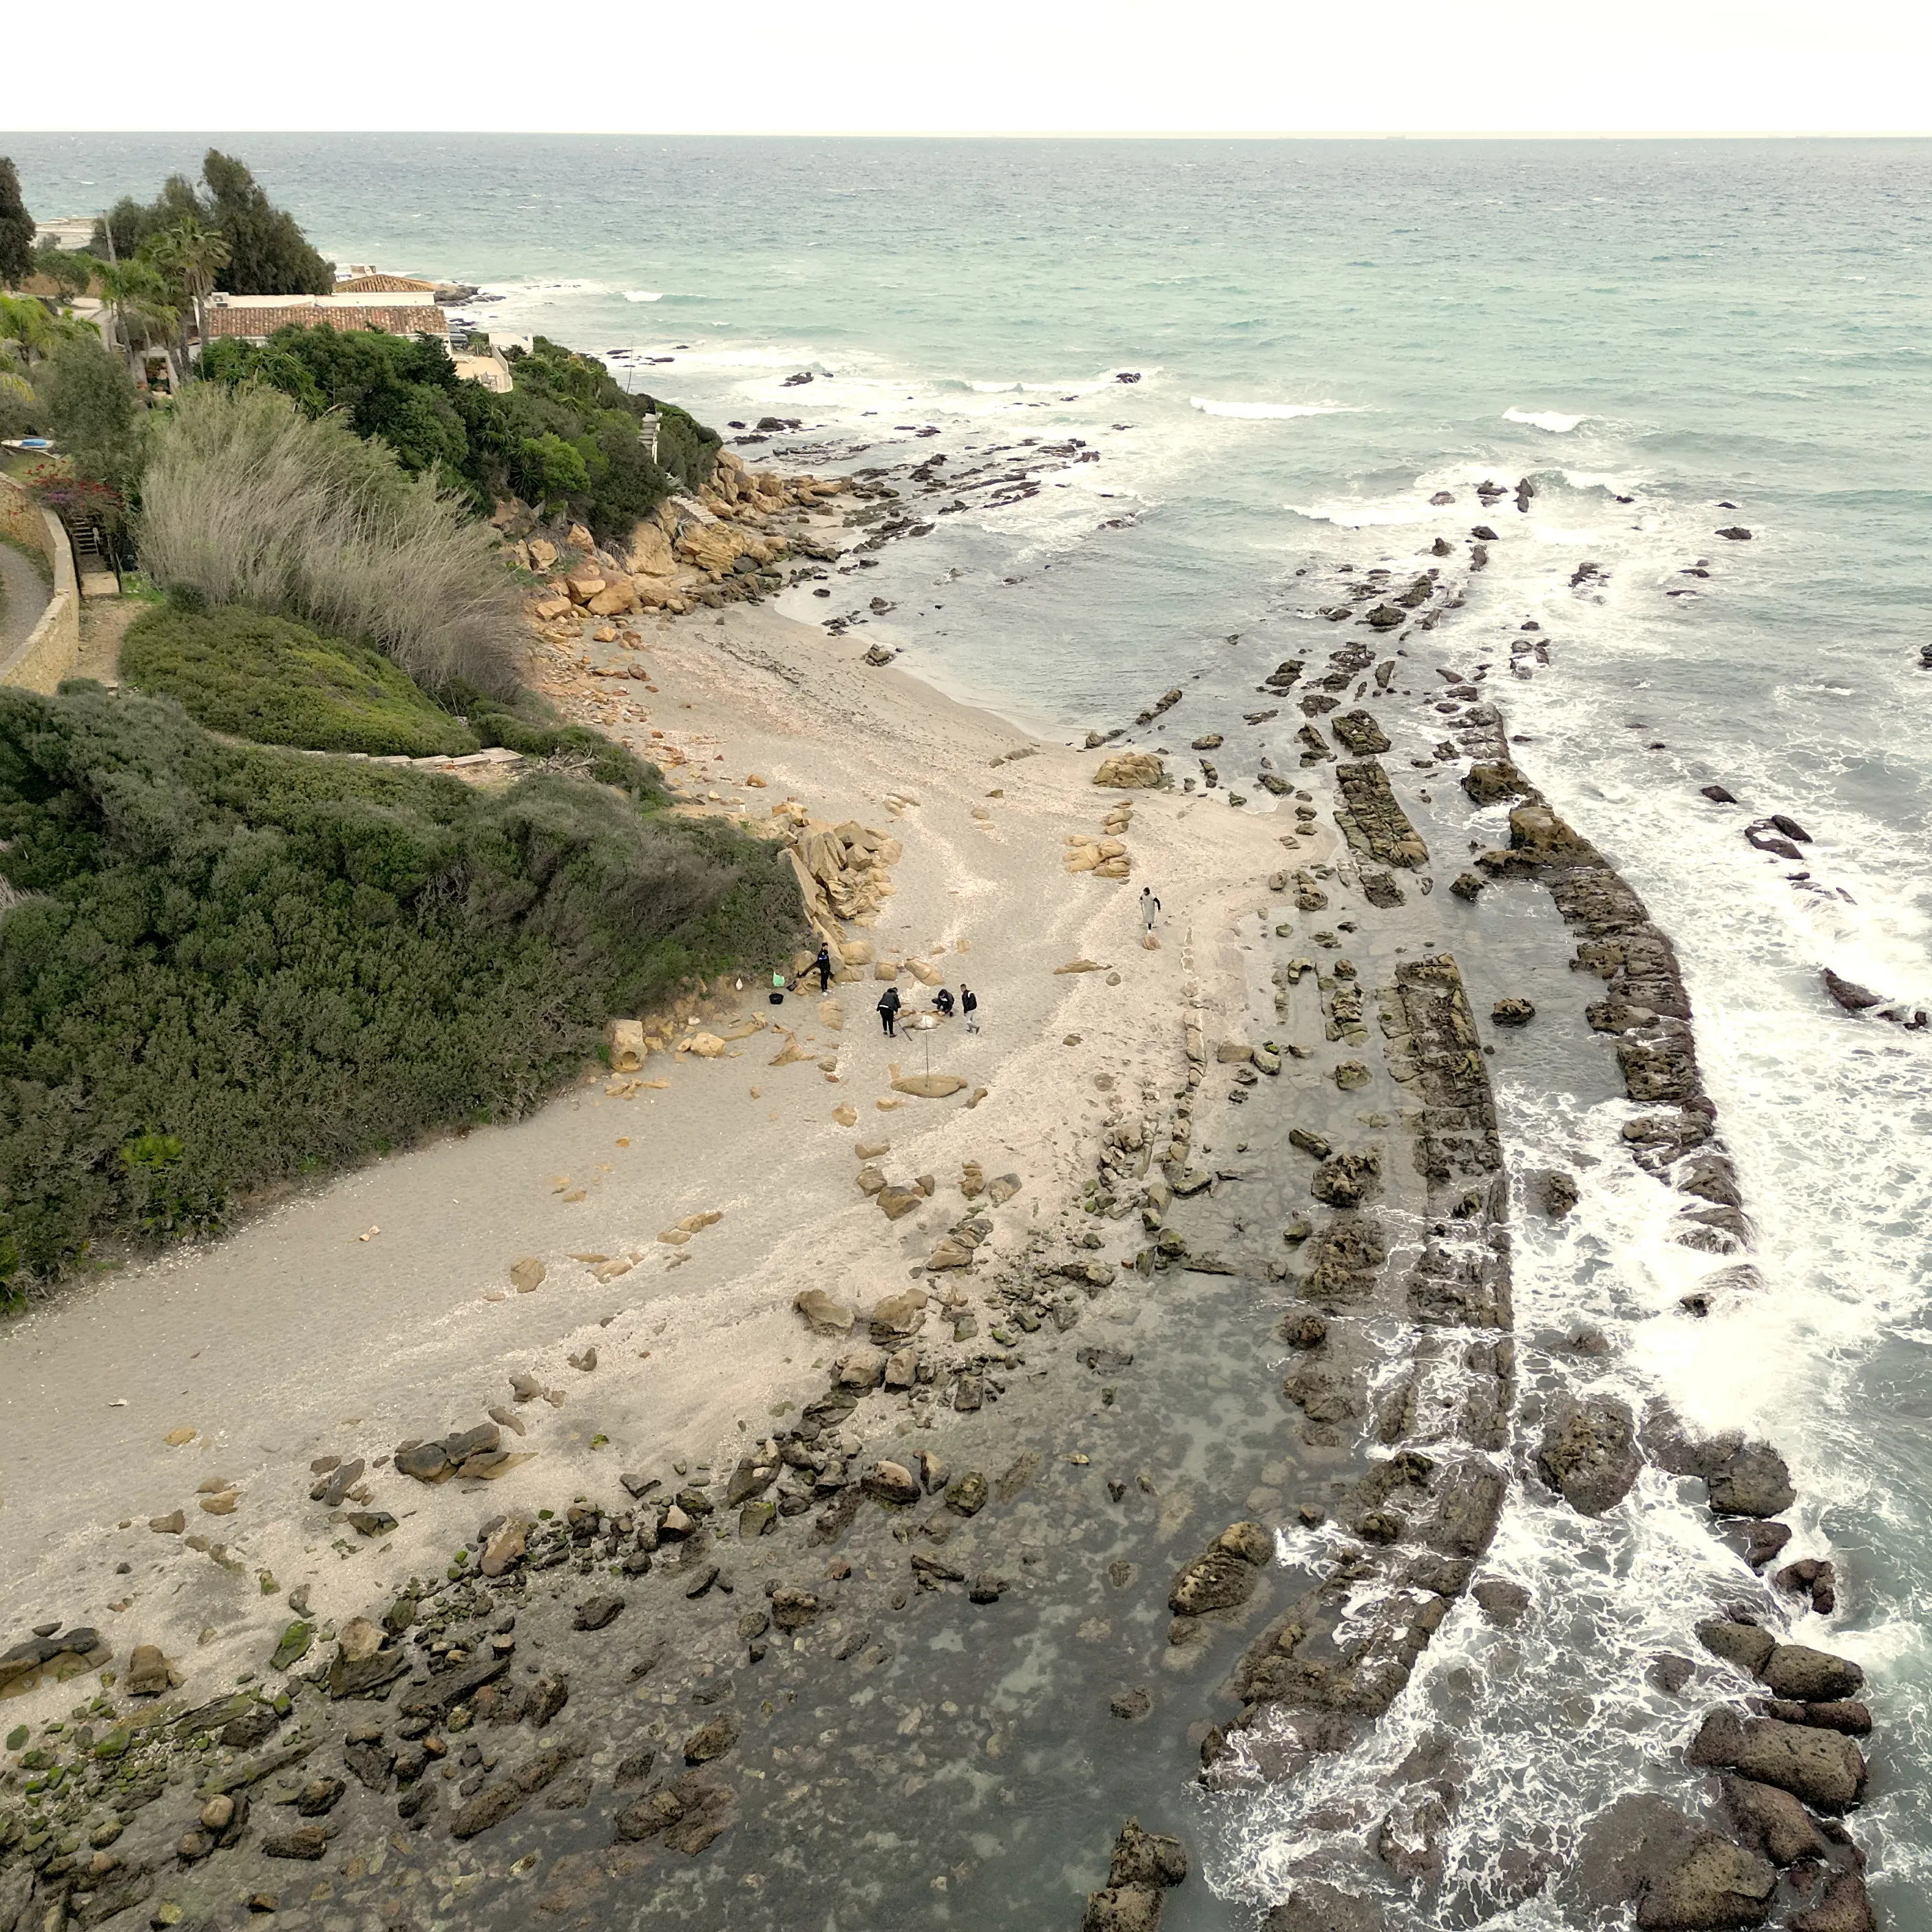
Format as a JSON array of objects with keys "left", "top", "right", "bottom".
[
  {"left": 1761, "top": 1644, "right": 1864, "bottom": 1703},
  {"left": 1536, "top": 1396, "right": 1641, "bottom": 1515},
  {"left": 1705, "top": 1442, "right": 1796, "bottom": 1518},
  {"left": 1793, "top": 1873, "right": 1876, "bottom": 1932},
  {"left": 1696, "top": 1620, "right": 1776, "bottom": 1676},
  {"left": 1636, "top": 1834, "right": 1777, "bottom": 1929},
  {"left": 1463, "top": 761, "right": 1531, "bottom": 806},
  {"left": 626, "top": 521, "right": 678, "bottom": 576},
  {"left": 1719, "top": 1776, "right": 1827, "bottom": 1866},
  {"left": 586, "top": 574, "right": 639, "bottom": 616},
  {"left": 1689, "top": 1708, "right": 1865, "bottom": 1813},
  {"left": 1507, "top": 804, "right": 1593, "bottom": 861},
  {"left": 1093, "top": 752, "right": 1166, "bottom": 789}
]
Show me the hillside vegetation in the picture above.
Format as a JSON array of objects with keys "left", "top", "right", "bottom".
[
  {"left": 138, "top": 384, "right": 525, "bottom": 699},
  {"left": 200, "top": 330, "right": 719, "bottom": 543},
  {"left": 0, "top": 684, "right": 801, "bottom": 1295},
  {"left": 121, "top": 604, "right": 482, "bottom": 758}
]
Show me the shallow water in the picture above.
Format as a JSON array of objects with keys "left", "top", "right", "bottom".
[{"left": 11, "top": 134, "right": 1931, "bottom": 1922}]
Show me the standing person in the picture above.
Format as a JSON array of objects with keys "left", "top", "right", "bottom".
[
  {"left": 877, "top": 984, "right": 901, "bottom": 1036},
  {"left": 1141, "top": 885, "right": 1161, "bottom": 932},
  {"left": 813, "top": 942, "right": 834, "bottom": 993},
  {"left": 961, "top": 985, "right": 980, "bottom": 1033}
]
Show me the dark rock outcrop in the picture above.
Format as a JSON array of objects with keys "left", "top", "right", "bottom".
[{"left": 1537, "top": 1396, "right": 1641, "bottom": 1515}]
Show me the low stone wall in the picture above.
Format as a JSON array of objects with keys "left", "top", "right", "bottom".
[{"left": 0, "top": 474, "right": 80, "bottom": 693}]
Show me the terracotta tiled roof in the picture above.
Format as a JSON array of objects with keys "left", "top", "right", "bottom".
[
  {"left": 202, "top": 303, "right": 450, "bottom": 340},
  {"left": 335, "top": 273, "right": 439, "bottom": 294}
]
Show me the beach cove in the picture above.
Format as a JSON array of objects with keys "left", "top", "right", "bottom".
[{"left": 1, "top": 132, "right": 1927, "bottom": 1932}]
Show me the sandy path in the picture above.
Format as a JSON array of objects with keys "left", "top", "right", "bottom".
[{"left": 0, "top": 600, "right": 1284, "bottom": 1713}]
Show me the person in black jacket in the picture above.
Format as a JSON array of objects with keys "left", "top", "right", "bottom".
[
  {"left": 813, "top": 943, "right": 834, "bottom": 992},
  {"left": 932, "top": 987, "right": 956, "bottom": 1018},
  {"left": 877, "top": 985, "right": 901, "bottom": 1036},
  {"left": 961, "top": 985, "right": 979, "bottom": 1033}
]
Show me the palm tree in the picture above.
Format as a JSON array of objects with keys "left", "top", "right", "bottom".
[
  {"left": 95, "top": 258, "right": 178, "bottom": 368},
  {"left": 0, "top": 291, "right": 85, "bottom": 373},
  {"left": 141, "top": 218, "right": 229, "bottom": 383}
]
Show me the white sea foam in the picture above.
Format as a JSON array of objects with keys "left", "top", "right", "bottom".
[
  {"left": 1191, "top": 397, "right": 1354, "bottom": 420},
  {"left": 1504, "top": 406, "right": 1587, "bottom": 432},
  {"left": 963, "top": 371, "right": 1146, "bottom": 396},
  {"left": 622, "top": 290, "right": 662, "bottom": 303}
]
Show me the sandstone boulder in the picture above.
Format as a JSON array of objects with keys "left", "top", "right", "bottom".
[
  {"left": 607, "top": 1019, "right": 645, "bottom": 1071},
  {"left": 1093, "top": 752, "right": 1166, "bottom": 789},
  {"left": 794, "top": 1289, "right": 855, "bottom": 1335}
]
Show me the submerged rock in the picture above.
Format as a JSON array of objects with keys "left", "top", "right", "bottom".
[{"left": 1263, "top": 1884, "right": 1386, "bottom": 1932}]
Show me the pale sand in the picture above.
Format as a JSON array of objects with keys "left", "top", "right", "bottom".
[{"left": 0, "top": 600, "right": 1292, "bottom": 1715}]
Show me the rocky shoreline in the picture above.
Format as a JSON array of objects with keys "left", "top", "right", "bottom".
[{"left": 0, "top": 452, "right": 1885, "bottom": 1931}]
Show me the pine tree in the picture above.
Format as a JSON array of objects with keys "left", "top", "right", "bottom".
[
  {"left": 0, "top": 160, "right": 35, "bottom": 289},
  {"left": 200, "top": 151, "right": 334, "bottom": 295}
]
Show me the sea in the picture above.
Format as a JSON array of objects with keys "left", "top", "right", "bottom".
[{"left": 10, "top": 134, "right": 1931, "bottom": 1926}]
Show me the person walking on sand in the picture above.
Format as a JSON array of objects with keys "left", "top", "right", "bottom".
[
  {"left": 961, "top": 985, "right": 980, "bottom": 1033},
  {"left": 1141, "top": 886, "right": 1161, "bottom": 932},
  {"left": 813, "top": 942, "right": 834, "bottom": 993},
  {"left": 877, "top": 984, "right": 901, "bottom": 1036}
]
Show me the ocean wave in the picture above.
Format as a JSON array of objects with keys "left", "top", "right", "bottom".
[
  {"left": 1191, "top": 397, "right": 1353, "bottom": 420},
  {"left": 1504, "top": 406, "right": 1587, "bottom": 433},
  {"left": 474, "top": 277, "right": 611, "bottom": 300},
  {"left": 963, "top": 372, "right": 1137, "bottom": 396},
  {"left": 623, "top": 290, "right": 663, "bottom": 303}
]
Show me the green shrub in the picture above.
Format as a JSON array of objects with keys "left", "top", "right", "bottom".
[
  {"left": 121, "top": 602, "right": 481, "bottom": 758},
  {"left": 0, "top": 682, "right": 804, "bottom": 1295},
  {"left": 200, "top": 328, "right": 721, "bottom": 544},
  {"left": 138, "top": 385, "right": 526, "bottom": 700}
]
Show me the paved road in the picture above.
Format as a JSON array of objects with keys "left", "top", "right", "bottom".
[{"left": 0, "top": 538, "right": 50, "bottom": 655}]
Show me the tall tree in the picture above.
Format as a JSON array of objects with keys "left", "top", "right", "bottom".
[
  {"left": 199, "top": 151, "right": 334, "bottom": 295},
  {"left": 0, "top": 160, "right": 34, "bottom": 289},
  {"left": 142, "top": 219, "right": 229, "bottom": 384},
  {"left": 32, "top": 241, "right": 92, "bottom": 303},
  {"left": 96, "top": 175, "right": 201, "bottom": 262},
  {"left": 93, "top": 154, "right": 333, "bottom": 296}
]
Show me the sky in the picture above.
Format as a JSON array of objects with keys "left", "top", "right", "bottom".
[{"left": 6, "top": 0, "right": 1929, "bottom": 136}]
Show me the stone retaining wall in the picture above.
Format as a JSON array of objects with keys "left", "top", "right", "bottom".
[{"left": 0, "top": 474, "right": 80, "bottom": 693}]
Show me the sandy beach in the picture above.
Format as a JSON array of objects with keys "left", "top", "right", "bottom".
[{"left": 0, "top": 591, "right": 1288, "bottom": 1714}]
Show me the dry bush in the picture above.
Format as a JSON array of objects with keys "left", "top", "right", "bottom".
[{"left": 138, "top": 384, "right": 525, "bottom": 697}]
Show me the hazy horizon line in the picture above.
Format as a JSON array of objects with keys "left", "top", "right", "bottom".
[{"left": 11, "top": 127, "right": 1931, "bottom": 142}]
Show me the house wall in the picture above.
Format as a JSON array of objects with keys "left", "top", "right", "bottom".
[{"left": 0, "top": 477, "right": 82, "bottom": 694}]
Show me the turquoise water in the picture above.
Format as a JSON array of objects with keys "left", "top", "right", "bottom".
[{"left": 12, "top": 135, "right": 1932, "bottom": 1922}]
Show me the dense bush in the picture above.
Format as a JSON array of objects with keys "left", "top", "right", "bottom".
[
  {"left": 200, "top": 329, "right": 720, "bottom": 543},
  {"left": 0, "top": 683, "right": 803, "bottom": 1293},
  {"left": 33, "top": 333, "right": 146, "bottom": 498},
  {"left": 121, "top": 603, "right": 482, "bottom": 757},
  {"left": 138, "top": 384, "right": 526, "bottom": 699}
]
